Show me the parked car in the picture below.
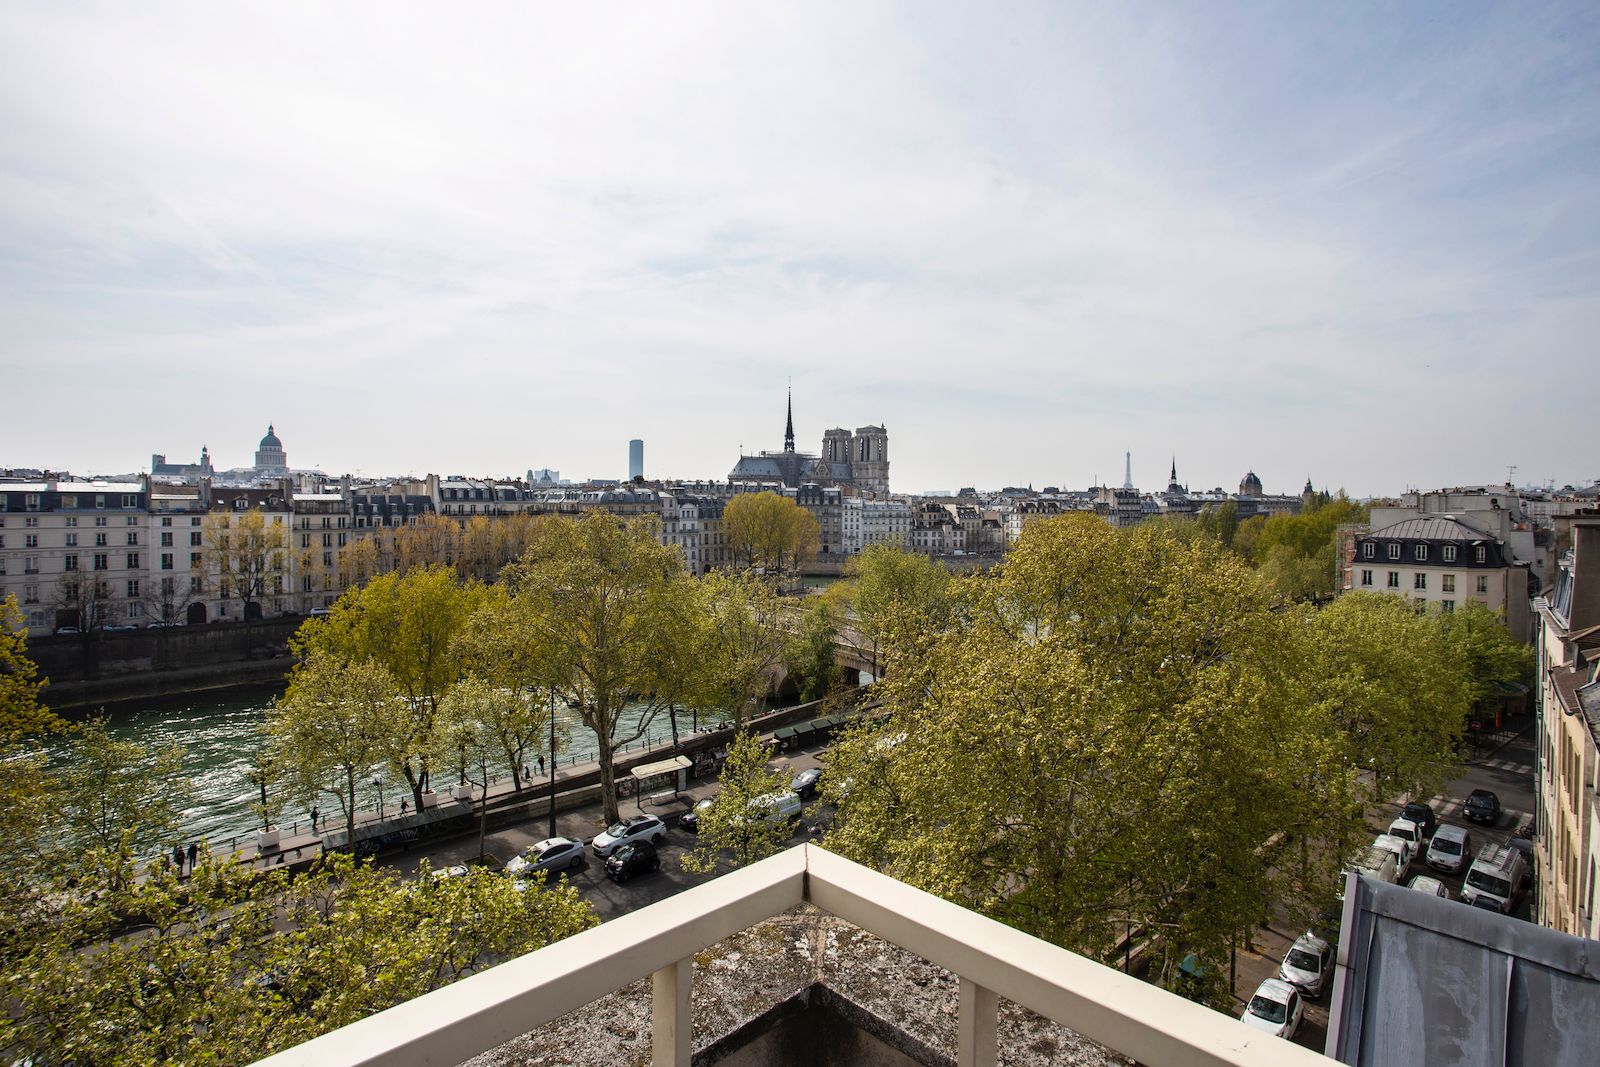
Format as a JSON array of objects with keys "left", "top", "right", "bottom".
[
  {"left": 746, "top": 790, "right": 803, "bottom": 827},
  {"left": 1427, "top": 825, "right": 1473, "bottom": 874},
  {"left": 605, "top": 839, "right": 661, "bottom": 882},
  {"left": 591, "top": 815, "right": 666, "bottom": 857},
  {"left": 1400, "top": 801, "right": 1438, "bottom": 840},
  {"left": 1241, "top": 978, "right": 1304, "bottom": 1039},
  {"left": 1277, "top": 932, "right": 1334, "bottom": 998},
  {"left": 1507, "top": 835, "right": 1535, "bottom": 869},
  {"left": 1407, "top": 875, "right": 1449, "bottom": 899},
  {"left": 1461, "top": 843, "right": 1528, "bottom": 913},
  {"left": 1386, "top": 817, "right": 1426, "bottom": 855},
  {"left": 1463, "top": 789, "right": 1501, "bottom": 825},
  {"left": 505, "top": 837, "right": 585, "bottom": 878},
  {"left": 56, "top": 626, "right": 80, "bottom": 635},
  {"left": 679, "top": 798, "right": 715, "bottom": 834},
  {"left": 790, "top": 767, "right": 823, "bottom": 800},
  {"left": 1372, "top": 833, "right": 1416, "bottom": 882},
  {"left": 103, "top": 623, "right": 139, "bottom": 632},
  {"left": 429, "top": 863, "right": 471, "bottom": 883}
]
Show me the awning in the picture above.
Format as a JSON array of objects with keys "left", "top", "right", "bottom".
[{"left": 630, "top": 755, "right": 692, "bottom": 781}]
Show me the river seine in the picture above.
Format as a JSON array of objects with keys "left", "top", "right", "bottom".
[{"left": 60, "top": 688, "right": 734, "bottom": 850}]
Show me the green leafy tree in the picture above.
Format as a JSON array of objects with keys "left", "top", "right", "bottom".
[
  {"left": 435, "top": 676, "right": 554, "bottom": 859},
  {"left": 1434, "top": 601, "right": 1535, "bottom": 711},
  {"left": 680, "top": 729, "right": 794, "bottom": 873},
  {"left": 270, "top": 655, "right": 408, "bottom": 843},
  {"left": 841, "top": 543, "right": 952, "bottom": 679},
  {"left": 1289, "top": 592, "right": 1471, "bottom": 809},
  {"left": 501, "top": 512, "right": 703, "bottom": 824},
  {"left": 684, "top": 570, "right": 789, "bottom": 726},
  {"left": 0, "top": 595, "right": 63, "bottom": 937},
  {"left": 291, "top": 566, "right": 489, "bottom": 810},
  {"left": 822, "top": 514, "right": 1409, "bottom": 981},
  {"left": 0, "top": 852, "right": 596, "bottom": 1067},
  {"left": 53, "top": 719, "right": 188, "bottom": 883},
  {"left": 785, "top": 599, "right": 840, "bottom": 702},
  {"left": 722, "top": 490, "right": 821, "bottom": 580},
  {"left": 454, "top": 587, "right": 566, "bottom": 790},
  {"left": 1, "top": 592, "right": 55, "bottom": 744}
]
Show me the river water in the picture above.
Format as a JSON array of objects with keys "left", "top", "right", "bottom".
[{"left": 60, "top": 688, "right": 738, "bottom": 850}]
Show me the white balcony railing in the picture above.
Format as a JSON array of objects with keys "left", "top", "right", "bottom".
[{"left": 253, "top": 844, "right": 1332, "bottom": 1067}]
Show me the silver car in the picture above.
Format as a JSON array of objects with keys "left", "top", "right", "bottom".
[
  {"left": 505, "top": 837, "right": 585, "bottom": 878},
  {"left": 1427, "top": 825, "right": 1473, "bottom": 874}
]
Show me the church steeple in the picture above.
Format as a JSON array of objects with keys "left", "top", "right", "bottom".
[{"left": 784, "top": 385, "right": 795, "bottom": 453}]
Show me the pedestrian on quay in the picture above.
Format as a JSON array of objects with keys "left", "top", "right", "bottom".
[
  {"left": 537, "top": 754, "right": 545, "bottom": 776},
  {"left": 400, "top": 798, "right": 409, "bottom": 816},
  {"left": 310, "top": 806, "right": 319, "bottom": 832},
  {"left": 171, "top": 843, "right": 185, "bottom": 876},
  {"left": 187, "top": 842, "right": 199, "bottom": 872}
]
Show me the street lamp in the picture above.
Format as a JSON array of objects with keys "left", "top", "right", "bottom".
[
  {"left": 548, "top": 694, "right": 558, "bottom": 839},
  {"left": 373, "top": 776, "right": 385, "bottom": 818}
]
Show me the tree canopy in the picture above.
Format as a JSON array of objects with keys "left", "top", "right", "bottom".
[
  {"left": 823, "top": 514, "right": 1472, "bottom": 982},
  {"left": 289, "top": 566, "right": 490, "bottom": 808},
  {"left": 501, "top": 511, "right": 703, "bottom": 824},
  {"left": 721, "top": 491, "right": 820, "bottom": 579},
  {"left": 679, "top": 729, "right": 793, "bottom": 874}
]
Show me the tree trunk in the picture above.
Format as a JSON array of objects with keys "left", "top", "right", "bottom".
[
  {"left": 598, "top": 737, "right": 620, "bottom": 825},
  {"left": 345, "top": 768, "right": 357, "bottom": 844},
  {"left": 669, "top": 704, "right": 680, "bottom": 748},
  {"left": 402, "top": 761, "right": 426, "bottom": 812}
]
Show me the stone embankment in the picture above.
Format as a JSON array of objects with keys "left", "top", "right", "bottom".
[{"left": 29, "top": 618, "right": 300, "bottom": 711}]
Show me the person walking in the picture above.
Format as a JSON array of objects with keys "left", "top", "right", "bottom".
[
  {"left": 171, "top": 843, "right": 185, "bottom": 876},
  {"left": 310, "top": 805, "right": 319, "bottom": 833},
  {"left": 186, "top": 842, "right": 199, "bottom": 872},
  {"left": 399, "top": 798, "right": 409, "bottom": 816},
  {"left": 537, "top": 754, "right": 545, "bottom": 776}
]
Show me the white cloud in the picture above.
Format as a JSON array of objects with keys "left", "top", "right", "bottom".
[{"left": 1, "top": 1, "right": 1596, "bottom": 493}]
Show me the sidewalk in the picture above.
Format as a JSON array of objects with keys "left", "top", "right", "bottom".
[{"left": 217, "top": 699, "right": 834, "bottom": 873}]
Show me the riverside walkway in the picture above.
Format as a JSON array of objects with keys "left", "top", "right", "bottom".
[{"left": 215, "top": 697, "right": 841, "bottom": 873}]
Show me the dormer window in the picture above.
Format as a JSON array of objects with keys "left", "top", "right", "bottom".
[
  {"left": 1387, "top": 543, "right": 1400, "bottom": 560},
  {"left": 1362, "top": 542, "right": 1374, "bottom": 559},
  {"left": 1475, "top": 545, "right": 1486, "bottom": 563},
  {"left": 1414, "top": 544, "right": 1427, "bottom": 561},
  {"left": 1443, "top": 545, "right": 1456, "bottom": 562}
]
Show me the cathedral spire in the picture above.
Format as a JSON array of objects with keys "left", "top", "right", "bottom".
[{"left": 784, "top": 384, "right": 795, "bottom": 453}]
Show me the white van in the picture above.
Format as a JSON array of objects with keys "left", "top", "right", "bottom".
[
  {"left": 747, "top": 790, "right": 803, "bottom": 827},
  {"left": 1461, "top": 843, "right": 1528, "bottom": 913},
  {"left": 1348, "top": 844, "right": 1400, "bottom": 887},
  {"left": 1426, "top": 825, "right": 1473, "bottom": 874}
]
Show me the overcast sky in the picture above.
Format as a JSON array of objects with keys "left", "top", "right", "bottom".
[{"left": 2, "top": 2, "right": 1597, "bottom": 495}]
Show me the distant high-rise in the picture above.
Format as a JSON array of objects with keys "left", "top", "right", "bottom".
[{"left": 628, "top": 439, "right": 644, "bottom": 480}]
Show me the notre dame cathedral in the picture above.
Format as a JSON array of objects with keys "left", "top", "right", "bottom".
[{"left": 728, "top": 391, "right": 890, "bottom": 497}]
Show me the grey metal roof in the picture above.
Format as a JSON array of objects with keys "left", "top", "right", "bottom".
[
  {"left": 730, "top": 456, "right": 784, "bottom": 477},
  {"left": 1367, "top": 516, "right": 1496, "bottom": 542},
  {"left": 1327, "top": 874, "right": 1600, "bottom": 1067}
]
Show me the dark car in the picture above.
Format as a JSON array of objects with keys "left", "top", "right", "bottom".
[
  {"left": 1400, "top": 802, "right": 1438, "bottom": 840},
  {"left": 679, "top": 798, "right": 714, "bottom": 834},
  {"left": 1463, "top": 790, "right": 1500, "bottom": 825},
  {"left": 605, "top": 840, "right": 661, "bottom": 882},
  {"left": 790, "top": 767, "right": 823, "bottom": 800}
]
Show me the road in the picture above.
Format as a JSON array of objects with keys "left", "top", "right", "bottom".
[
  {"left": 388, "top": 746, "right": 833, "bottom": 923},
  {"left": 1235, "top": 714, "right": 1539, "bottom": 1054},
  {"left": 385, "top": 714, "right": 1540, "bottom": 1057}
]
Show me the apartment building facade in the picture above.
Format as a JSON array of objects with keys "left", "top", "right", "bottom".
[{"left": 1535, "top": 516, "right": 1600, "bottom": 939}]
